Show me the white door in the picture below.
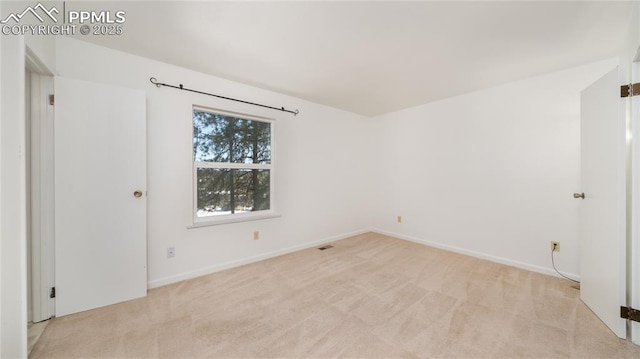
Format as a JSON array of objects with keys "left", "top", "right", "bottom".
[
  {"left": 54, "top": 77, "right": 147, "bottom": 316},
  {"left": 579, "top": 67, "right": 626, "bottom": 338}
]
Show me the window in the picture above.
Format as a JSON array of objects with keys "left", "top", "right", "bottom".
[{"left": 192, "top": 107, "right": 274, "bottom": 224}]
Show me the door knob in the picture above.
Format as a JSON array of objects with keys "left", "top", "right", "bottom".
[
  {"left": 133, "top": 190, "right": 143, "bottom": 198},
  {"left": 573, "top": 192, "right": 585, "bottom": 199}
]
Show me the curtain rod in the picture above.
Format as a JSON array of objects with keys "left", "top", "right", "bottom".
[{"left": 149, "top": 77, "right": 299, "bottom": 116}]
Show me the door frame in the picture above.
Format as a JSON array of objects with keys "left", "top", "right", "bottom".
[
  {"left": 631, "top": 52, "right": 640, "bottom": 346},
  {"left": 25, "top": 46, "right": 55, "bottom": 323}
]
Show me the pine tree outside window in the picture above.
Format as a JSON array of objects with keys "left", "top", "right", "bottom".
[{"left": 192, "top": 107, "right": 275, "bottom": 225}]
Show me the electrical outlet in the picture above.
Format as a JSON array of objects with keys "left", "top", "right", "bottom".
[
  {"left": 167, "top": 247, "right": 175, "bottom": 258},
  {"left": 397, "top": 216, "right": 402, "bottom": 223},
  {"left": 253, "top": 231, "right": 260, "bottom": 240},
  {"left": 551, "top": 241, "right": 560, "bottom": 252}
]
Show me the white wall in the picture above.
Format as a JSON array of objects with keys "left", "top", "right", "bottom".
[
  {"left": 1, "top": 22, "right": 3, "bottom": 358},
  {"left": 54, "top": 37, "right": 373, "bottom": 288},
  {"left": 369, "top": 59, "right": 618, "bottom": 279},
  {"left": 0, "top": 32, "right": 28, "bottom": 358},
  {"left": 1, "top": 14, "right": 3, "bottom": 357}
]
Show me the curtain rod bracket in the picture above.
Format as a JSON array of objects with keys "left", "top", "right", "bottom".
[{"left": 148, "top": 77, "right": 299, "bottom": 116}]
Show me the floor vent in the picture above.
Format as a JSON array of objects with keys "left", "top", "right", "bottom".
[{"left": 318, "top": 245, "right": 333, "bottom": 251}]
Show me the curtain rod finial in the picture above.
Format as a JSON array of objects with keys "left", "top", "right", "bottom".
[{"left": 149, "top": 77, "right": 161, "bottom": 87}]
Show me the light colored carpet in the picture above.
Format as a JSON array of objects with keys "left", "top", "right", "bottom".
[
  {"left": 30, "top": 233, "right": 640, "bottom": 358},
  {"left": 28, "top": 320, "right": 49, "bottom": 355}
]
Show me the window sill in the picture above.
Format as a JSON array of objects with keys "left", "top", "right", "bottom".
[{"left": 187, "top": 212, "right": 281, "bottom": 228}]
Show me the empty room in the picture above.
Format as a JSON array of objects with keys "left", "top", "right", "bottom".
[{"left": 2, "top": 0, "right": 640, "bottom": 358}]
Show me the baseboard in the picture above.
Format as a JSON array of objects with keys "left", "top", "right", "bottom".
[
  {"left": 148, "top": 227, "right": 580, "bottom": 289},
  {"left": 371, "top": 228, "right": 581, "bottom": 282},
  {"left": 147, "top": 228, "right": 371, "bottom": 289}
]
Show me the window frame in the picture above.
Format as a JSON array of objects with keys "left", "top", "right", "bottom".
[{"left": 191, "top": 106, "right": 279, "bottom": 227}]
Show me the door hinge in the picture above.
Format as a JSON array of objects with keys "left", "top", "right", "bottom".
[
  {"left": 621, "top": 83, "right": 640, "bottom": 98},
  {"left": 620, "top": 306, "right": 640, "bottom": 322},
  {"left": 49, "top": 94, "right": 54, "bottom": 106},
  {"left": 49, "top": 287, "right": 55, "bottom": 298}
]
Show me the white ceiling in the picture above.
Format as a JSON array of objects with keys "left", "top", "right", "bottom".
[{"left": 73, "top": 1, "right": 632, "bottom": 116}]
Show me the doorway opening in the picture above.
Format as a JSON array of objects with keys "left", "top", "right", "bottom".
[{"left": 25, "top": 48, "right": 55, "bottom": 354}]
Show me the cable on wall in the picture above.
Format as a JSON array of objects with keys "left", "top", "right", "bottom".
[
  {"left": 551, "top": 246, "right": 580, "bottom": 284},
  {"left": 149, "top": 77, "right": 299, "bottom": 116}
]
